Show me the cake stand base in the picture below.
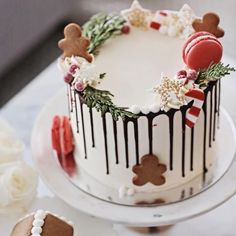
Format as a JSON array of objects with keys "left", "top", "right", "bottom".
[
  {"left": 31, "top": 90, "right": 236, "bottom": 231},
  {"left": 113, "top": 224, "right": 173, "bottom": 235}
]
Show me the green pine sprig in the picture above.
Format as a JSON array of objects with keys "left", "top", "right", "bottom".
[
  {"left": 82, "top": 86, "right": 137, "bottom": 120},
  {"left": 83, "top": 13, "right": 126, "bottom": 55},
  {"left": 196, "top": 62, "right": 235, "bottom": 88}
]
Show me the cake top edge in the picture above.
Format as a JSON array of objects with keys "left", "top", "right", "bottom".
[{"left": 57, "top": 1, "right": 235, "bottom": 128}]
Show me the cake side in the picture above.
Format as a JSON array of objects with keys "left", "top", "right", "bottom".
[{"left": 70, "top": 81, "right": 218, "bottom": 193}]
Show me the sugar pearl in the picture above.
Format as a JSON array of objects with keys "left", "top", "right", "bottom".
[
  {"left": 33, "top": 219, "right": 44, "bottom": 227},
  {"left": 31, "top": 227, "right": 42, "bottom": 234},
  {"left": 35, "top": 210, "right": 46, "bottom": 219}
]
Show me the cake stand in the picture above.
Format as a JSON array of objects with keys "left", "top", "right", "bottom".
[{"left": 31, "top": 89, "right": 236, "bottom": 235}]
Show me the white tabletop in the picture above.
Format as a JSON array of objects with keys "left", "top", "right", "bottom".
[{"left": 0, "top": 56, "right": 236, "bottom": 235}]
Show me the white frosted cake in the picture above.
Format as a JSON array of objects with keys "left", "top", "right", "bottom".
[{"left": 56, "top": 1, "right": 235, "bottom": 205}]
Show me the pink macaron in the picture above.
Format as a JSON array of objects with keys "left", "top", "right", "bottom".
[{"left": 182, "top": 31, "right": 223, "bottom": 70}]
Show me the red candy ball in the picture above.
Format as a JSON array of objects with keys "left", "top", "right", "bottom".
[
  {"left": 182, "top": 32, "right": 223, "bottom": 70},
  {"left": 121, "top": 25, "right": 130, "bottom": 34},
  {"left": 177, "top": 70, "right": 187, "bottom": 79},
  {"left": 64, "top": 73, "right": 73, "bottom": 83},
  {"left": 69, "top": 64, "right": 78, "bottom": 74}
]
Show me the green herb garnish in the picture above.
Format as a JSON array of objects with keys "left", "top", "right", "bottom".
[{"left": 82, "top": 86, "right": 137, "bottom": 120}]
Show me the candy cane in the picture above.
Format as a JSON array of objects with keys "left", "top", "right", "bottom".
[
  {"left": 185, "top": 88, "right": 205, "bottom": 128},
  {"left": 150, "top": 11, "right": 168, "bottom": 30}
]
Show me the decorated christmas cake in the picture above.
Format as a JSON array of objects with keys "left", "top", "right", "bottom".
[{"left": 55, "top": 1, "right": 235, "bottom": 205}]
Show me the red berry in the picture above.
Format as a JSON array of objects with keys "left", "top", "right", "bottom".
[
  {"left": 187, "top": 70, "right": 197, "bottom": 80},
  {"left": 177, "top": 70, "right": 187, "bottom": 79},
  {"left": 121, "top": 25, "right": 130, "bottom": 34},
  {"left": 64, "top": 74, "right": 73, "bottom": 84},
  {"left": 75, "top": 82, "right": 85, "bottom": 92},
  {"left": 69, "top": 64, "right": 79, "bottom": 74}
]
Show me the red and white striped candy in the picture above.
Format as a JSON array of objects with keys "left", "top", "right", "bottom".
[
  {"left": 150, "top": 11, "right": 167, "bottom": 30},
  {"left": 185, "top": 88, "right": 205, "bottom": 128}
]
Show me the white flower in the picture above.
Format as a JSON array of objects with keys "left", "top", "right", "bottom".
[
  {"left": 74, "top": 63, "right": 98, "bottom": 82},
  {"left": 0, "top": 161, "right": 38, "bottom": 214},
  {"left": 0, "top": 118, "right": 24, "bottom": 164},
  {"left": 0, "top": 117, "right": 15, "bottom": 136}
]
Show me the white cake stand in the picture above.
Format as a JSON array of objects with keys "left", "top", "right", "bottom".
[{"left": 31, "top": 90, "right": 236, "bottom": 235}]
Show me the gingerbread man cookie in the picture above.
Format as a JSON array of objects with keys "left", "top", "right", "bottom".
[
  {"left": 192, "top": 12, "right": 224, "bottom": 38},
  {"left": 58, "top": 23, "right": 93, "bottom": 62},
  {"left": 132, "top": 154, "right": 167, "bottom": 186}
]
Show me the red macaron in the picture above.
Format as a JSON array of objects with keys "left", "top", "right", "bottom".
[
  {"left": 182, "top": 31, "right": 223, "bottom": 70},
  {"left": 51, "top": 115, "right": 76, "bottom": 176}
]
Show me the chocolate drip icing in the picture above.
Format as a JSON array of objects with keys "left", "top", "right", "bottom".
[
  {"left": 73, "top": 81, "right": 218, "bottom": 176},
  {"left": 113, "top": 120, "right": 119, "bottom": 164},
  {"left": 168, "top": 111, "right": 175, "bottom": 171},
  {"left": 148, "top": 116, "right": 153, "bottom": 155},
  {"left": 89, "top": 107, "right": 95, "bottom": 147},
  {"left": 67, "top": 85, "right": 71, "bottom": 120},
  {"left": 80, "top": 102, "right": 87, "bottom": 159},
  {"left": 133, "top": 119, "right": 140, "bottom": 165},
  {"left": 190, "top": 127, "right": 194, "bottom": 171},
  {"left": 102, "top": 114, "right": 109, "bottom": 174},
  {"left": 209, "top": 89, "right": 213, "bottom": 147},
  {"left": 217, "top": 80, "right": 221, "bottom": 128},
  {"left": 123, "top": 120, "right": 129, "bottom": 168},
  {"left": 69, "top": 85, "right": 73, "bottom": 113},
  {"left": 202, "top": 93, "right": 208, "bottom": 173},
  {"left": 180, "top": 189, "right": 185, "bottom": 200},
  {"left": 189, "top": 187, "right": 194, "bottom": 196},
  {"left": 213, "top": 82, "right": 218, "bottom": 141},
  {"left": 181, "top": 108, "right": 187, "bottom": 177},
  {"left": 74, "top": 91, "right": 79, "bottom": 133}
]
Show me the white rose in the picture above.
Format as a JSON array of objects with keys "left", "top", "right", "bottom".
[
  {"left": 0, "top": 117, "right": 15, "bottom": 136},
  {"left": 0, "top": 132, "right": 24, "bottom": 164},
  {"left": 0, "top": 161, "right": 38, "bottom": 214}
]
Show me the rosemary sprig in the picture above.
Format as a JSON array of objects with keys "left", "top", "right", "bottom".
[
  {"left": 82, "top": 86, "right": 137, "bottom": 120},
  {"left": 196, "top": 62, "right": 235, "bottom": 88},
  {"left": 83, "top": 13, "right": 126, "bottom": 55}
]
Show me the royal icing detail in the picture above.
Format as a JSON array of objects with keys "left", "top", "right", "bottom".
[
  {"left": 31, "top": 210, "right": 47, "bottom": 236},
  {"left": 27, "top": 210, "right": 74, "bottom": 236}
]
